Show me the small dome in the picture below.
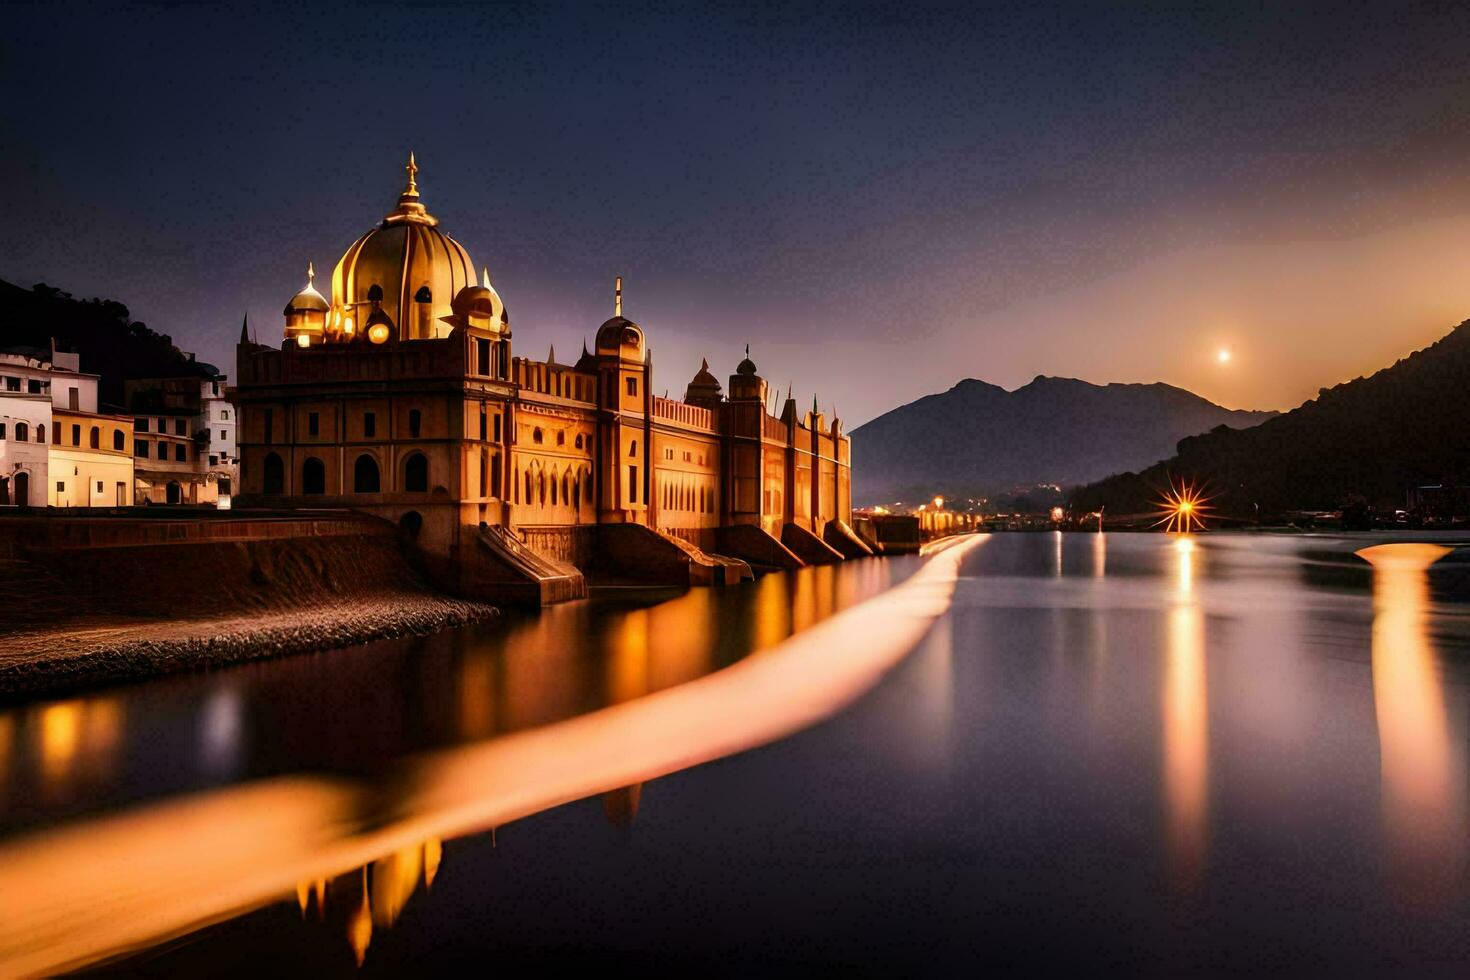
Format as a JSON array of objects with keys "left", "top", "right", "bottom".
[
  {"left": 595, "top": 315, "right": 643, "bottom": 354},
  {"left": 451, "top": 268, "right": 508, "bottom": 328},
  {"left": 736, "top": 345, "right": 758, "bottom": 376},
  {"left": 283, "top": 263, "right": 329, "bottom": 315},
  {"left": 685, "top": 357, "right": 723, "bottom": 404}
]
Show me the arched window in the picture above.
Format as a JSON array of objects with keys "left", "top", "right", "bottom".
[
  {"left": 629, "top": 439, "right": 637, "bottom": 456},
  {"left": 562, "top": 471, "right": 570, "bottom": 506},
  {"left": 414, "top": 285, "right": 432, "bottom": 302},
  {"left": 557, "top": 431, "right": 565, "bottom": 446},
  {"left": 112, "top": 429, "right": 124, "bottom": 451},
  {"left": 89, "top": 426, "right": 100, "bottom": 449},
  {"left": 532, "top": 427, "right": 543, "bottom": 444},
  {"left": 408, "top": 408, "right": 422, "bottom": 438},
  {"left": 302, "top": 457, "right": 325, "bottom": 494},
  {"left": 34, "top": 424, "right": 43, "bottom": 443},
  {"left": 551, "top": 469, "right": 559, "bottom": 506},
  {"left": 367, "top": 284, "right": 384, "bottom": 302},
  {"left": 575, "top": 434, "right": 583, "bottom": 449},
  {"left": 263, "top": 452, "right": 284, "bottom": 494},
  {"left": 354, "top": 454, "right": 380, "bottom": 493},
  {"left": 14, "top": 422, "right": 27, "bottom": 442},
  {"left": 525, "top": 470, "right": 532, "bottom": 504},
  {"left": 538, "top": 470, "right": 546, "bottom": 504},
  {"left": 584, "top": 469, "right": 594, "bottom": 504},
  {"left": 404, "top": 452, "right": 428, "bottom": 492}
]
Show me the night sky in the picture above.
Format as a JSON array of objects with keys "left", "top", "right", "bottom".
[{"left": 6, "top": 1, "right": 1470, "bottom": 424}]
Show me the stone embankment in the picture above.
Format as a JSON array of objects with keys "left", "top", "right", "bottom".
[{"left": 0, "top": 511, "right": 498, "bottom": 698}]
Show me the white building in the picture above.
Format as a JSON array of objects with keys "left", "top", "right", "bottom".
[
  {"left": 125, "top": 363, "right": 237, "bottom": 505},
  {"left": 0, "top": 342, "right": 134, "bottom": 507},
  {"left": 0, "top": 347, "right": 52, "bottom": 507}
]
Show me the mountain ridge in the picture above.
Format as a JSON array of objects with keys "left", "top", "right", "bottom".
[
  {"left": 852, "top": 374, "right": 1276, "bottom": 505},
  {"left": 1069, "top": 319, "right": 1470, "bottom": 517}
]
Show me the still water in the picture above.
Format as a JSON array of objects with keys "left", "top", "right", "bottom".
[{"left": 6, "top": 532, "right": 1470, "bottom": 975}]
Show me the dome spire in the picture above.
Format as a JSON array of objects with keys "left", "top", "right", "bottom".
[
  {"left": 384, "top": 150, "right": 435, "bottom": 225},
  {"left": 482, "top": 266, "right": 491, "bottom": 289},
  {"left": 404, "top": 151, "right": 419, "bottom": 199},
  {"left": 306, "top": 261, "right": 315, "bottom": 286},
  {"left": 614, "top": 276, "right": 623, "bottom": 317}
]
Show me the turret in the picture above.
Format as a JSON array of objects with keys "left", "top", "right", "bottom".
[{"left": 283, "top": 263, "right": 329, "bottom": 348}]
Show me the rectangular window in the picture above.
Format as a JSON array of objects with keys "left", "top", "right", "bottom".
[
  {"left": 625, "top": 377, "right": 637, "bottom": 397},
  {"left": 174, "top": 418, "right": 186, "bottom": 435},
  {"left": 0, "top": 423, "right": 6, "bottom": 440},
  {"left": 71, "top": 424, "right": 80, "bottom": 445},
  {"left": 135, "top": 439, "right": 147, "bottom": 457},
  {"left": 116, "top": 482, "right": 126, "bottom": 505},
  {"left": 491, "top": 458, "right": 501, "bottom": 498},
  {"left": 27, "top": 379, "right": 41, "bottom": 394},
  {"left": 363, "top": 412, "right": 375, "bottom": 438},
  {"left": 628, "top": 465, "right": 638, "bottom": 504},
  {"left": 308, "top": 412, "right": 320, "bottom": 436},
  {"left": 157, "top": 442, "right": 168, "bottom": 459},
  {"left": 476, "top": 338, "right": 491, "bottom": 375},
  {"left": 52, "top": 421, "right": 60, "bottom": 445},
  {"left": 478, "top": 411, "right": 487, "bottom": 441},
  {"left": 219, "top": 429, "right": 226, "bottom": 441},
  {"left": 209, "top": 454, "right": 218, "bottom": 466},
  {"left": 68, "top": 387, "right": 78, "bottom": 410},
  {"left": 137, "top": 417, "right": 149, "bottom": 432},
  {"left": 57, "top": 481, "right": 64, "bottom": 494},
  {"left": 493, "top": 415, "right": 501, "bottom": 441},
  {"left": 221, "top": 409, "right": 229, "bottom": 420},
  {"left": 175, "top": 444, "right": 186, "bottom": 462},
  {"left": 96, "top": 480, "right": 103, "bottom": 494},
  {"left": 3, "top": 377, "right": 16, "bottom": 391},
  {"left": 264, "top": 409, "right": 273, "bottom": 444}
]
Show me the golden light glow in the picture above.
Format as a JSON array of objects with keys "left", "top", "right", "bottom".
[
  {"left": 1358, "top": 542, "right": 1466, "bottom": 899},
  {"left": 295, "top": 333, "right": 310, "bottom": 348},
  {"left": 1216, "top": 348, "right": 1232, "bottom": 365},
  {"left": 367, "top": 323, "right": 390, "bottom": 345},
  {"left": 1163, "top": 533, "right": 1207, "bottom": 889},
  {"left": 1153, "top": 479, "right": 1211, "bottom": 533},
  {"left": 1049, "top": 506, "right": 1064, "bottom": 522},
  {"left": 343, "top": 315, "right": 354, "bottom": 335},
  {"left": 932, "top": 496, "right": 944, "bottom": 509}
]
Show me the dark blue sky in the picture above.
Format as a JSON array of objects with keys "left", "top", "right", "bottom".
[{"left": 7, "top": 1, "right": 1470, "bottom": 422}]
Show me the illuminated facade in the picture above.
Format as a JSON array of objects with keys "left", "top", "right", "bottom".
[
  {"left": 0, "top": 344, "right": 134, "bottom": 508},
  {"left": 233, "top": 157, "right": 865, "bottom": 601}
]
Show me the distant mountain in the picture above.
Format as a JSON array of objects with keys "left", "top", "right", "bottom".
[
  {"left": 0, "top": 279, "right": 210, "bottom": 405},
  {"left": 1070, "top": 320, "right": 1470, "bottom": 518},
  {"left": 851, "top": 376, "right": 1274, "bottom": 505}
]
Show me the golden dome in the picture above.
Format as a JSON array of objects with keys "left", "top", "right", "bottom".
[
  {"left": 283, "top": 262, "right": 329, "bottom": 315},
  {"left": 329, "top": 153, "right": 476, "bottom": 342}
]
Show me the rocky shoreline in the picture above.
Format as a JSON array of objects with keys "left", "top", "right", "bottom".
[{"left": 0, "top": 592, "right": 500, "bottom": 699}]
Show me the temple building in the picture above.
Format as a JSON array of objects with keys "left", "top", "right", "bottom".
[{"left": 232, "top": 156, "right": 867, "bottom": 602}]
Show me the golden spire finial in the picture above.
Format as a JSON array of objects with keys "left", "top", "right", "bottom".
[
  {"left": 306, "top": 261, "right": 315, "bottom": 285},
  {"left": 405, "top": 151, "right": 419, "bottom": 196},
  {"left": 614, "top": 276, "right": 623, "bottom": 317},
  {"left": 482, "top": 267, "right": 490, "bottom": 289}
]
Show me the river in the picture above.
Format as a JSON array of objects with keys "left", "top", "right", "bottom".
[{"left": 4, "top": 532, "right": 1470, "bottom": 976}]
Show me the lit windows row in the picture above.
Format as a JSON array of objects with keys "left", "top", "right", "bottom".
[{"left": 0, "top": 420, "right": 126, "bottom": 451}]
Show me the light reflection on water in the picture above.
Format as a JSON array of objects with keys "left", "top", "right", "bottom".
[
  {"left": 0, "top": 557, "right": 912, "bottom": 834},
  {"left": 11, "top": 533, "right": 1470, "bottom": 975},
  {"left": 1163, "top": 536, "right": 1208, "bottom": 889},
  {"left": 1360, "top": 543, "right": 1468, "bottom": 900}
]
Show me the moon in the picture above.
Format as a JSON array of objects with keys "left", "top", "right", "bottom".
[{"left": 1216, "top": 348, "right": 1232, "bottom": 365}]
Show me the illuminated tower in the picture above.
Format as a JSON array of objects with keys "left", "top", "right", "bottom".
[{"left": 594, "top": 277, "right": 652, "bottom": 522}]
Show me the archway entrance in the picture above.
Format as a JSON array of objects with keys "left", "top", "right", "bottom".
[
  {"left": 14, "top": 472, "right": 29, "bottom": 507},
  {"left": 166, "top": 482, "right": 182, "bottom": 505}
]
